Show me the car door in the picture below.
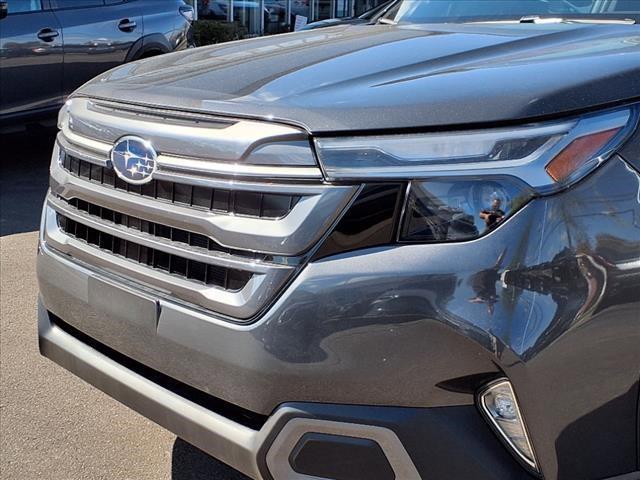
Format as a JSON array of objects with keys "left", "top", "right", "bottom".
[
  {"left": 49, "top": 0, "right": 143, "bottom": 97},
  {"left": 0, "top": 0, "right": 63, "bottom": 120}
]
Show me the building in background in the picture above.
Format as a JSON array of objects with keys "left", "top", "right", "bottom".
[{"left": 188, "top": 0, "right": 388, "bottom": 36}]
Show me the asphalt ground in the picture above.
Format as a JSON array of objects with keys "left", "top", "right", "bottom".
[{"left": 0, "top": 129, "right": 249, "bottom": 480}]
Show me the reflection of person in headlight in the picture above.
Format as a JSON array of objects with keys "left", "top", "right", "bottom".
[{"left": 479, "top": 197, "right": 505, "bottom": 229}]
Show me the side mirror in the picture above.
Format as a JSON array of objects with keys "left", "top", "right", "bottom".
[{"left": 0, "top": 2, "right": 7, "bottom": 20}]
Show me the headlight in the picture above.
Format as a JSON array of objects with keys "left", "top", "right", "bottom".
[
  {"left": 400, "top": 176, "right": 533, "bottom": 242},
  {"left": 315, "top": 108, "right": 634, "bottom": 189},
  {"left": 179, "top": 5, "right": 195, "bottom": 22},
  {"left": 57, "top": 99, "right": 73, "bottom": 131},
  {"left": 315, "top": 106, "right": 637, "bottom": 245}
]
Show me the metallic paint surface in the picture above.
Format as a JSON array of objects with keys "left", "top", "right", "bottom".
[
  {"left": 51, "top": 1, "right": 144, "bottom": 96},
  {"left": 33, "top": 14, "right": 640, "bottom": 479},
  {"left": 38, "top": 154, "right": 640, "bottom": 479},
  {"left": 75, "top": 23, "right": 640, "bottom": 133},
  {"left": 0, "top": 9, "right": 64, "bottom": 117},
  {"left": 36, "top": 302, "right": 541, "bottom": 480}
]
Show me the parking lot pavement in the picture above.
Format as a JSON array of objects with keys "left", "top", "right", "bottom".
[{"left": 0, "top": 131, "right": 249, "bottom": 480}]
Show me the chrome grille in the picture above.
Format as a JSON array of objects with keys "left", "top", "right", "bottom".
[
  {"left": 58, "top": 215, "right": 252, "bottom": 290},
  {"left": 44, "top": 97, "right": 358, "bottom": 321},
  {"left": 62, "top": 155, "right": 302, "bottom": 219},
  {"left": 65, "top": 198, "right": 266, "bottom": 260}
]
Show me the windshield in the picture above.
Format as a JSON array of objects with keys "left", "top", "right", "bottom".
[
  {"left": 382, "top": 0, "right": 640, "bottom": 24},
  {"left": 359, "top": 0, "right": 393, "bottom": 19}
]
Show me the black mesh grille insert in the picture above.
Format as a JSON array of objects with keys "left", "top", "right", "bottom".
[
  {"left": 61, "top": 154, "right": 301, "bottom": 219},
  {"left": 57, "top": 214, "right": 253, "bottom": 291}
]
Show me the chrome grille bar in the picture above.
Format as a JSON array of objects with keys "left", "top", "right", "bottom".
[
  {"left": 155, "top": 154, "right": 323, "bottom": 180},
  {"left": 61, "top": 154, "right": 304, "bottom": 220},
  {"left": 58, "top": 128, "right": 323, "bottom": 181},
  {"left": 57, "top": 215, "right": 253, "bottom": 291},
  {"left": 58, "top": 197, "right": 266, "bottom": 261},
  {"left": 65, "top": 97, "right": 317, "bottom": 165},
  {"left": 48, "top": 196, "right": 280, "bottom": 273}
]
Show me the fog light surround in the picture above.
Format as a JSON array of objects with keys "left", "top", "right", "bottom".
[{"left": 478, "top": 379, "right": 540, "bottom": 473}]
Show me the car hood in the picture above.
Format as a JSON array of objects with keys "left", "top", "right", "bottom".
[{"left": 76, "top": 23, "right": 640, "bottom": 133}]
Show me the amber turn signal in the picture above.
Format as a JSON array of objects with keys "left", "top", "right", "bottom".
[{"left": 545, "top": 128, "right": 620, "bottom": 183}]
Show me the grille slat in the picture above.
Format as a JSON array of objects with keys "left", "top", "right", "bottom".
[
  {"left": 62, "top": 156, "right": 300, "bottom": 219},
  {"left": 66, "top": 198, "right": 266, "bottom": 261},
  {"left": 58, "top": 214, "right": 252, "bottom": 291}
]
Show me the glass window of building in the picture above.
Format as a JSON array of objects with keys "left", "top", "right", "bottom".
[
  {"left": 290, "top": 0, "right": 310, "bottom": 21},
  {"left": 197, "top": 0, "right": 230, "bottom": 20},
  {"left": 311, "top": 0, "right": 332, "bottom": 21},
  {"left": 264, "top": 0, "right": 289, "bottom": 35},
  {"left": 232, "top": 1, "right": 262, "bottom": 36},
  {"left": 194, "top": 0, "right": 386, "bottom": 36},
  {"left": 354, "top": 0, "right": 386, "bottom": 15}
]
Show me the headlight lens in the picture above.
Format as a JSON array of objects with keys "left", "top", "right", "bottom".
[
  {"left": 400, "top": 177, "right": 533, "bottom": 242},
  {"left": 317, "top": 121, "right": 572, "bottom": 180},
  {"left": 57, "top": 99, "right": 73, "bottom": 131},
  {"left": 314, "top": 106, "right": 637, "bottom": 246},
  {"left": 179, "top": 5, "right": 195, "bottom": 22},
  {"left": 316, "top": 107, "right": 635, "bottom": 191}
]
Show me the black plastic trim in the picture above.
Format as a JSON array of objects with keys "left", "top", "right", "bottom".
[
  {"left": 258, "top": 403, "right": 538, "bottom": 480},
  {"left": 289, "top": 433, "right": 395, "bottom": 480},
  {"left": 312, "top": 183, "right": 404, "bottom": 260}
]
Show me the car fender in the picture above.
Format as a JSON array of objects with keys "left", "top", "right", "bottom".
[{"left": 125, "top": 33, "right": 172, "bottom": 62}]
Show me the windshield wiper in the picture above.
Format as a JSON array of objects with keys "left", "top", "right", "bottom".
[
  {"left": 377, "top": 17, "right": 397, "bottom": 25},
  {"left": 470, "top": 16, "right": 636, "bottom": 25},
  {"left": 519, "top": 15, "right": 636, "bottom": 24}
]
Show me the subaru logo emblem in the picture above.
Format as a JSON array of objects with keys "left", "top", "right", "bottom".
[{"left": 110, "top": 136, "right": 157, "bottom": 185}]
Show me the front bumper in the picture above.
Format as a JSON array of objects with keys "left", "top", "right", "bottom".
[
  {"left": 36, "top": 203, "right": 533, "bottom": 479},
  {"left": 38, "top": 302, "right": 530, "bottom": 480},
  {"left": 38, "top": 156, "right": 640, "bottom": 480}
]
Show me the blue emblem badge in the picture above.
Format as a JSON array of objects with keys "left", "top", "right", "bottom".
[{"left": 110, "top": 136, "right": 157, "bottom": 185}]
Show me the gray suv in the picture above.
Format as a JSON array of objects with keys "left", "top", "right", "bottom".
[
  {"left": 0, "top": 0, "right": 193, "bottom": 126},
  {"left": 37, "top": 1, "right": 640, "bottom": 479}
]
